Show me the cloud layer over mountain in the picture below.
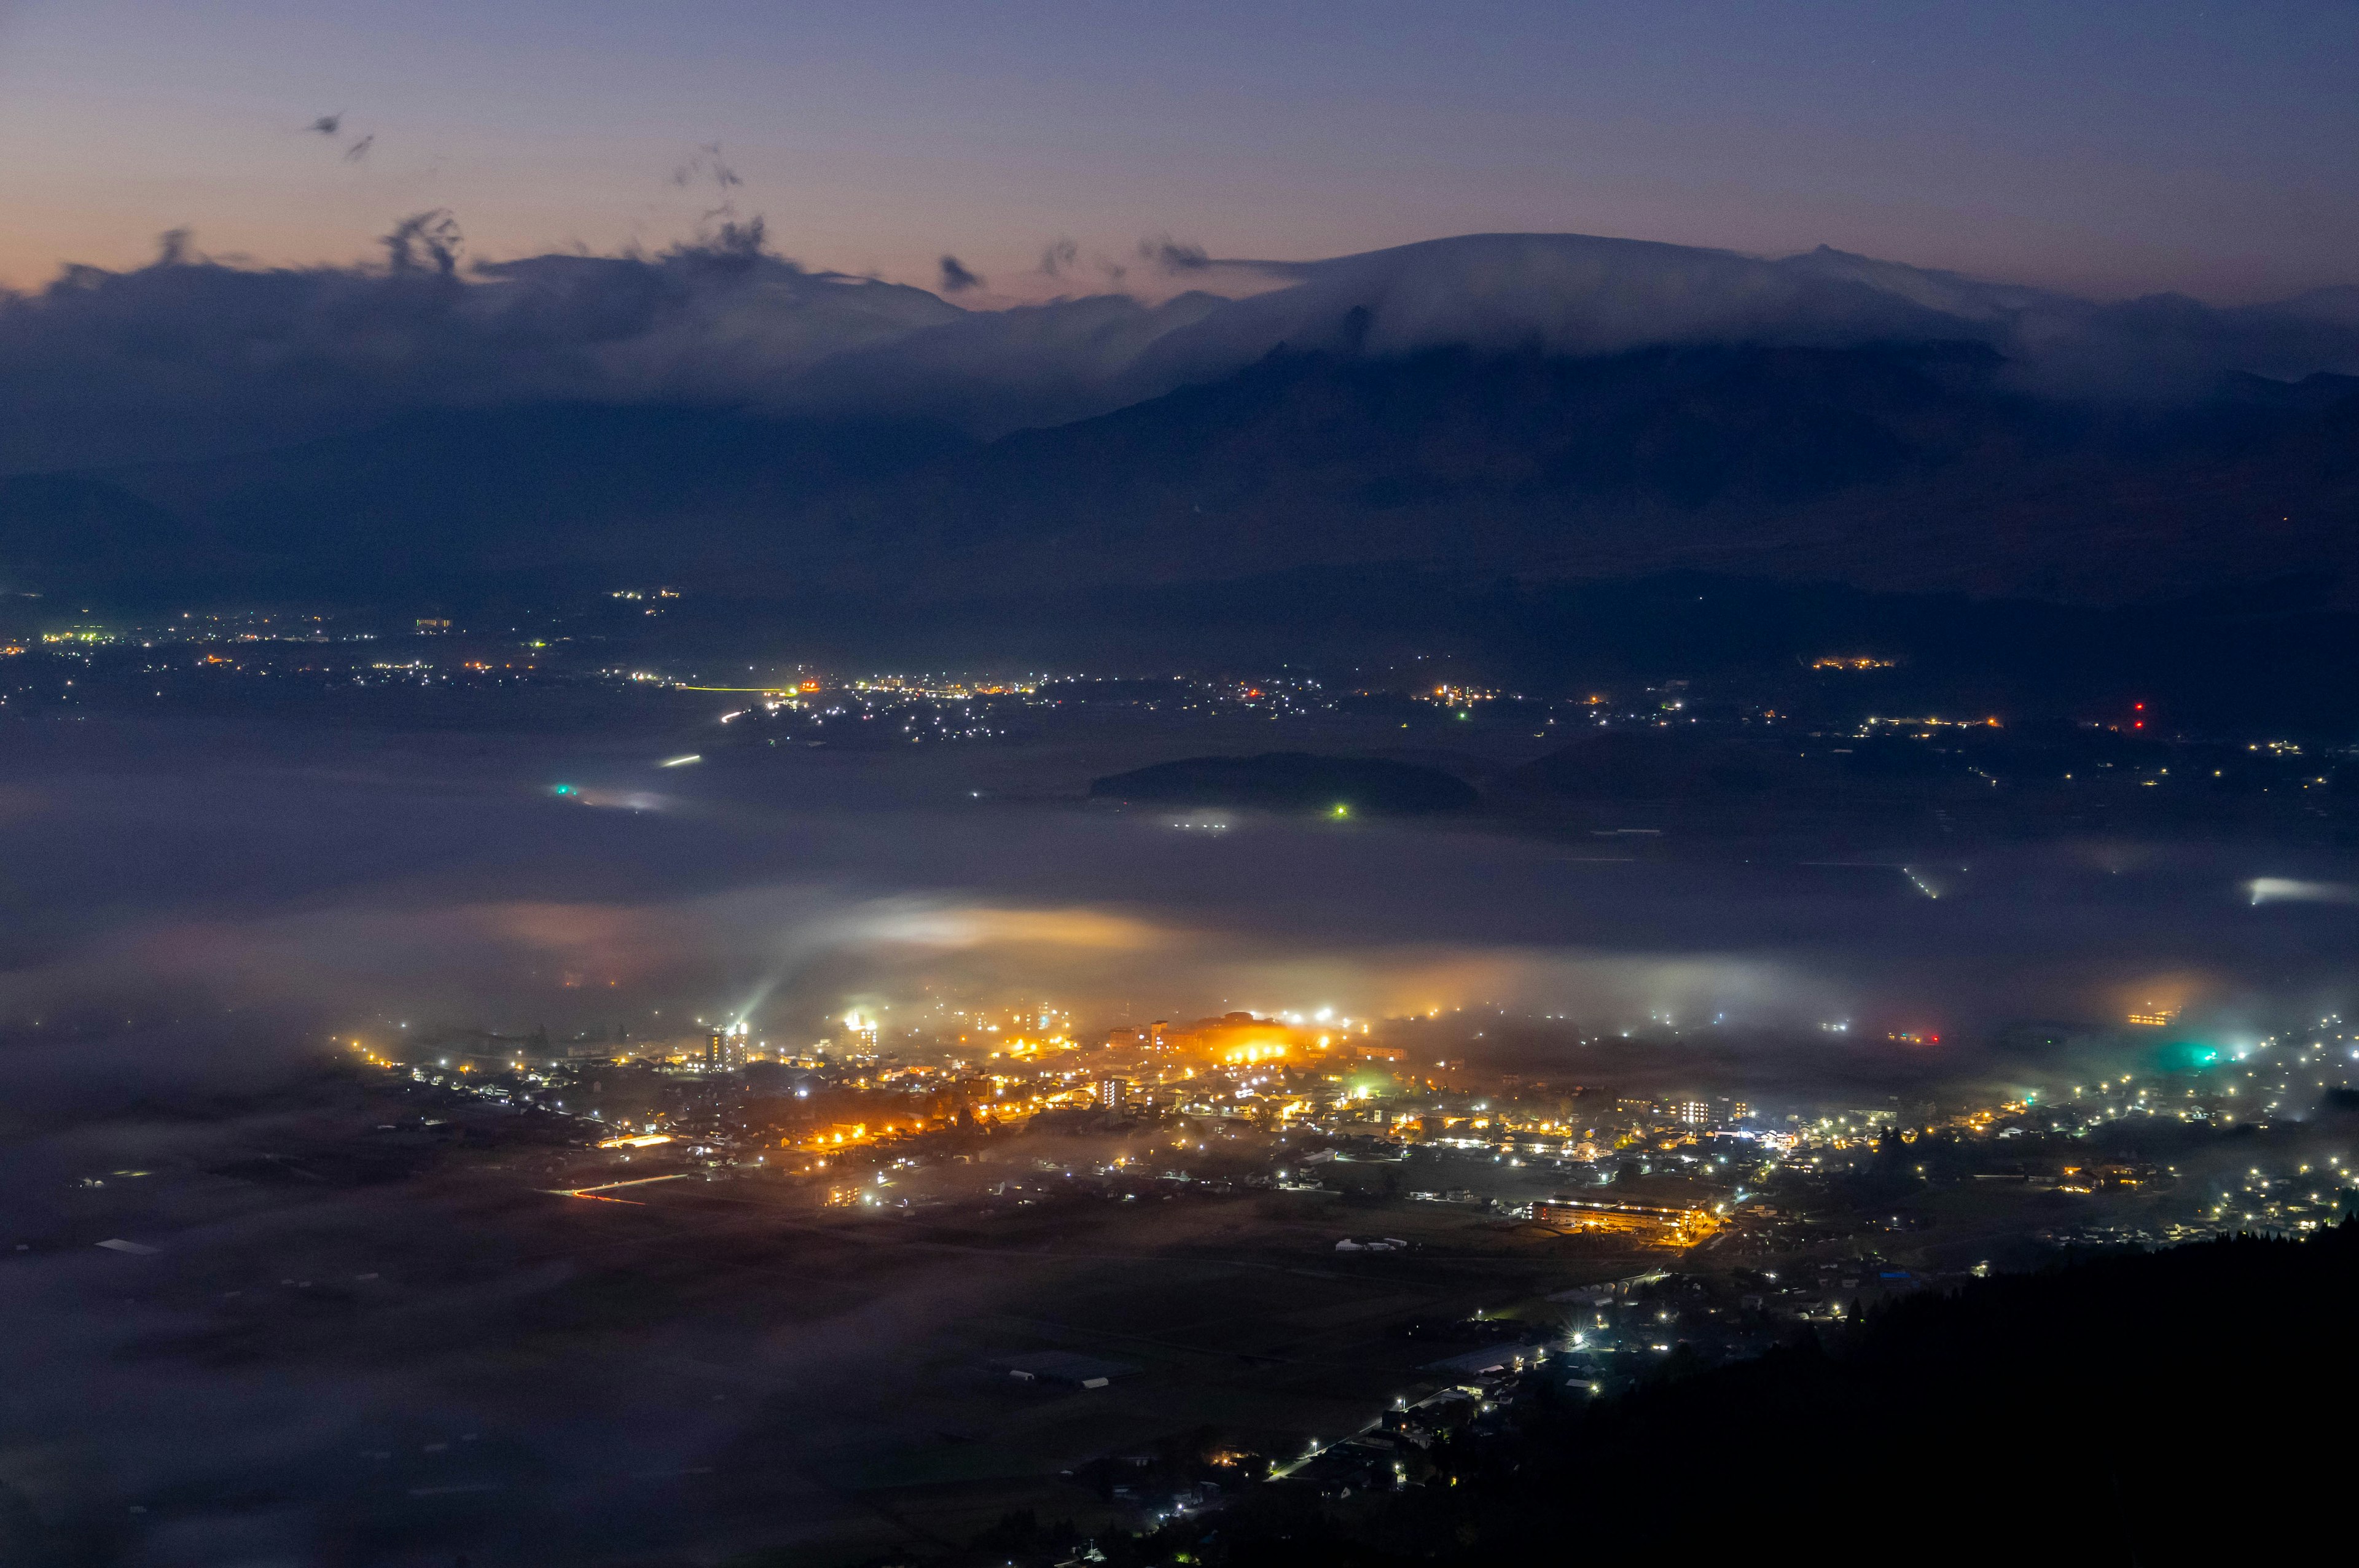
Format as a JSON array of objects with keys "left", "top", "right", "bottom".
[{"left": 5, "top": 226, "right": 2359, "bottom": 474}]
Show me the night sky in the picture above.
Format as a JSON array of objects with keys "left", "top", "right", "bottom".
[{"left": 3, "top": 0, "right": 2356, "bottom": 300}]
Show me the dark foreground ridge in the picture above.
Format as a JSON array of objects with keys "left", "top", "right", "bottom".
[
  {"left": 863, "top": 1223, "right": 2359, "bottom": 1568},
  {"left": 1089, "top": 753, "right": 1479, "bottom": 815}
]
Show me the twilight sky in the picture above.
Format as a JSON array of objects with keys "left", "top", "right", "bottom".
[{"left": 1, "top": 0, "right": 2356, "bottom": 302}]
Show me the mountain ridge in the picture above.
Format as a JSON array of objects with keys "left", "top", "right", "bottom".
[
  {"left": 3, "top": 230, "right": 2357, "bottom": 611},
  {"left": 4, "top": 341, "right": 2356, "bottom": 611}
]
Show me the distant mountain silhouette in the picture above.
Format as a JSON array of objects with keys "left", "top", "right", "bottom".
[
  {"left": 98, "top": 404, "right": 964, "bottom": 598},
  {"left": 0, "top": 472, "right": 220, "bottom": 595},
  {"left": 816, "top": 343, "right": 2359, "bottom": 605},
  {"left": 2, "top": 338, "right": 2355, "bottom": 611}
]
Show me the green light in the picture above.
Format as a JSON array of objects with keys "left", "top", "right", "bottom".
[
  {"left": 2151, "top": 1039, "right": 2220, "bottom": 1073},
  {"left": 1330, "top": 802, "right": 1350, "bottom": 819},
  {"left": 552, "top": 784, "right": 576, "bottom": 796}
]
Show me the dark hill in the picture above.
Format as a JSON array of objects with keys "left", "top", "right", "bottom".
[
  {"left": 949, "top": 1224, "right": 2359, "bottom": 1567},
  {"left": 815, "top": 346, "right": 2359, "bottom": 607},
  {"left": 0, "top": 472, "right": 222, "bottom": 595},
  {"left": 22, "top": 403, "right": 969, "bottom": 602},
  {"left": 3, "top": 345, "right": 2357, "bottom": 611},
  {"left": 1089, "top": 753, "right": 1477, "bottom": 815}
]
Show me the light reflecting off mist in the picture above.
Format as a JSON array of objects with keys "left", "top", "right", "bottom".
[
  {"left": 853, "top": 902, "right": 1161, "bottom": 951},
  {"left": 1217, "top": 951, "right": 1848, "bottom": 1037},
  {"left": 15, "top": 719, "right": 2358, "bottom": 1086},
  {"left": 721, "top": 898, "right": 1170, "bottom": 1032},
  {"left": 564, "top": 787, "right": 669, "bottom": 811},
  {"left": 2249, "top": 878, "right": 2359, "bottom": 905}
]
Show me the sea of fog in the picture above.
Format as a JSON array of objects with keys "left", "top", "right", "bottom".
[
  {"left": 3, "top": 713, "right": 2357, "bottom": 1564},
  {"left": 2, "top": 714, "right": 2353, "bottom": 1086}
]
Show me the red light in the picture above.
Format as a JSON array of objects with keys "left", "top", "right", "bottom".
[{"left": 2135, "top": 703, "right": 2145, "bottom": 709}]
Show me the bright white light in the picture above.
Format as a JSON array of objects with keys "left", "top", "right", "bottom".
[{"left": 2250, "top": 877, "right": 2359, "bottom": 905}]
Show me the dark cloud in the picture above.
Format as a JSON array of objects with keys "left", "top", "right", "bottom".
[
  {"left": 1137, "top": 232, "right": 1211, "bottom": 273},
  {"left": 342, "top": 134, "right": 374, "bottom": 164},
  {"left": 0, "top": 219, "right": 962, "bottom": 470},
  {"left": 381, "top": 209, "right": 463, "bottom": 276},
  {"left": 2, "top": 228, "right": 2357, "bottom": 471},
  {"left": 756, "top": 288, "right": 1227, "bottom": 438},
  {"left": 670, "top": 142, "right": 742, "bottom": 193},
  {"left": 305, "top": 112, "right": 343, "bottom": 137},
  {"left": 936, "top": 254, "right": 983, "bottom": 294},
  {"left": 1100, "top": 233, "right": 2359, "bottom": 406}
]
